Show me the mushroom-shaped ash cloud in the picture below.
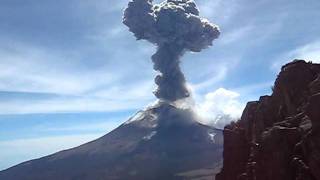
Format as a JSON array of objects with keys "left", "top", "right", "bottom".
[{"left": 123, "top": 0, "right": 220, "bottom": 102}]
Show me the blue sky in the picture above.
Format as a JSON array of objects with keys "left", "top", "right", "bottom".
[{"left": 0, "top": 0, "right": 320, "bottom": 170}]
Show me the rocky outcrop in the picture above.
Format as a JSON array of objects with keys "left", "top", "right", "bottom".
[{"left": 216, "top": 60, "right": 320, "bottom": 180}]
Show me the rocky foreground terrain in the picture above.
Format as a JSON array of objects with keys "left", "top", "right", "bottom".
[{"left": 216, "top": 60, "right": 320, "bottom": 180}]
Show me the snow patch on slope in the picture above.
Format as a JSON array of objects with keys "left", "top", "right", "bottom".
[{"left": 143, "top": 131, "right": 157, "bottom": 140}]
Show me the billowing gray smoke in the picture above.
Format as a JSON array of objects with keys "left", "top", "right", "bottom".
[{"left": 123, "top": 0, "right": 220, "bottom": 102}]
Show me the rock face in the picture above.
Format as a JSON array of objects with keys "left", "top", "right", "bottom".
[
  {"left": 216, "top": 60, "right": 320, "bottom": 180},
  {"left": 0, "top": 103, "right": 223, "bottom": 180}
]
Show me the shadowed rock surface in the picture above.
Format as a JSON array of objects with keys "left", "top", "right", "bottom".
[
  {"left": 0, "top": 103, "right": 223, "bottom": 180},
  {"left": 216, "top": 60, "right": 320, "bottom": 180}
]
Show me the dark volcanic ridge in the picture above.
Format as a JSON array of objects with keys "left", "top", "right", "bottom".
[
  {"left": 216, "top": 60, "right": 320, "bottom": 180},
  {"left": 0, "top": 102, "right": 223, "bottom": 180}
]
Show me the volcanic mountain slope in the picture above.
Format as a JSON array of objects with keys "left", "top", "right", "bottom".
[
  {"left": 0, "top": 103, "right": 223, "bottom": 180},
  {"left": 216, "top": 60, "right": 320, "bottom": 180}
]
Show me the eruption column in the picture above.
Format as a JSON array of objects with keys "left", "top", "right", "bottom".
[{"left": 123, "top": 0, "right": 220, "bottom": 102}]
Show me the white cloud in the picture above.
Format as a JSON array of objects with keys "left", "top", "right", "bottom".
[
  {"left": 232, "top": 81, "right": 273, "bottom": 101},
  {"left": 272, "top": 40, "right": 320, "bottom": 70},
  {"left": 0, "top": 77, "right": 155, "bottom": 114},
  {"left": 0, "top": 134, "right": 102, "bottom": 170},
  {"left": 38, "top": 121, "right": 121, "bottom": 133},
  {"left": 0, "top": 42, "right": 118, "bottom": 95},
  {"left": 92, "top": 80, "right": 154, "bottom": 100},
  {"left": 195, "top": 88, "right": 245, "bottom": 128},
  {"left": 0, "top": 95, "right": 151, "bottom": 114},
  {"left": 86, "top": 24, "right": 128, "bottom": 42},
  {"left": 77, "top": 0, "right": 127, "bottom": 14},
  {"left": 192, "top": 82, "right": 272, "bottom": 128},
  {"left": 0, "top": 36, "right": 156, "bottom": 114},
  {"left": 198, "top": 0, "right": 238, "bottom": 22},
  {"left": 219, "top": 25, "right": 253, "bottom": 45},
  {"left": 190, "top": 64, "right": 228, "bottom": 91}
]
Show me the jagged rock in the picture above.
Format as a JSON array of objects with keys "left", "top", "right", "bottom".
[
  {"left": 307, "top": 93, "right": 320, "bottom": 131},
  {"left": 216, "top": 60, "right": 320, "bottom": 180},
  {"left": 309, "top": 75, "right": 320, "bottom": 95},
  {"left": 217, "top": 123, "right": 249, "bottom": 180}
]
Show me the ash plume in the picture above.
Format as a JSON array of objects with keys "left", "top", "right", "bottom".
[{"left": 123, "top": 0, "right": 220, "bottom": 102}]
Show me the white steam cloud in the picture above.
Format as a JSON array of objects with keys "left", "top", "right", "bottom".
[{"left": 195, "top": 88, "right": 245, "bottom": 129}]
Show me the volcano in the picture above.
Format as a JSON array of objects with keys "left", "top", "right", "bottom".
[
  {"left": 0, "top": 102, "right": 223, "bottom": 180},
  {"left": 0, "top": 0, "right": 224, "bottom": 178}
]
